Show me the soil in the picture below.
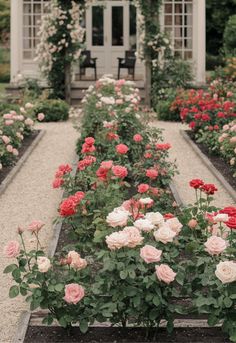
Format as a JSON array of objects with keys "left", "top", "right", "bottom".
[
  {"left": 24, "top": 326, "right": 230, "bottom": 343},
  {"left": 0, "top": 130, "right": 40, "bottom": 185},
  {"left": 187, "top": 131, "right": 236, "bottom": 190}
]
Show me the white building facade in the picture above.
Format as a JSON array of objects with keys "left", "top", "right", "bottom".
[{"left": 10, "top": 0, "right": 206, "bottom": 83}]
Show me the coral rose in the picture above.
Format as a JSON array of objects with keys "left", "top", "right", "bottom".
[
  {"left": 64, "top": 284, "right": 85, "bottom": 304},
  {"left": 4, "top": 240, "right": 20, "bottom": 258},
  {"left": 85, "top": 137, "right": 95, "bottom": 146},
  {"left": 116, "top": 144, "right": 129, "bottom": 154},
  {"left": 146, "top": 168, "right": 158, "bottom": 180},
  {"left": 140, "top": 245, "right": 162, "bottom": 264},
  {"left": 215, "top": 261, "right": 236, "bottom": 284},
  {"left": 204, "top": 236, "right": 227, "bottom": 256},
  {"left": 133, "top": 134, "right": 143, "bottom": 142},
  {"left": 112, "top": 165, "right": 128, "bottom": 178},
  {"left": 52, "top": 178, "right": 64, "bottom": 188},
  {"left": 59, "top": 197, "right": 77, "bottom": 217},
  {"left": 155, "top": 264, "right": 176, "bottom": 284},
  {"left": 137, "top": 184, "right": 149, "bottom": 193},
  {"left": 37, "top": 256, "right": 51, "bottom": 273}
]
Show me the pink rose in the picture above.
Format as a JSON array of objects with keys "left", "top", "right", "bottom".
[
  {"left": 6, "top": 145, "right": 13, "bottom": 153},
  {"left": 146, "top": 168, "right": 158, "bottom": 180},
  {"left": 112, "top": 165, "right": 128, "bottom": 178},
  {"left": 68, "top": 251, "right": 87, "bottom": 270},
  {"left": 154, "top": 224, "right": 176, "bottom": 244},
  {"left": 116, "top": 144, "right": 129, "bottom": 154},
  {"left": 101, "top": 160, "right": 113, "bottom": 169},
  {"left": 37, "top": 113, "right": 45, "bottom": 121},
  {"left": 64, "top": 283, "right": 85, "bottom": 304},
  {"left": 122, "top": 226, "right": 144, "bottom": 248},
  {"left": 4, "top": 240, "right": 20, "bottom": 258},
  {"left": 5, "top": 120, "right": 14, "bottom": 126},
  {"left": 204, "top": 236, "right": 227, "bottom": 256},
  {"left": 140, "top": 245, "right": 162, "bottom": 263},
  {"left": 188, "top": 219, "right": 198, "bottom": 229},
  {"left": 165, "top": 217, "right": 183, "bottom": 234},
  {"left": 2, "top": 135, "right": 10, "bottom": 144},
  {"left": 138, "top": 184, "right": 149, "bottom": 193},
  {"left": 155, "top": 264, "right": 176, "bottom": 284},
  {"left": 24, "top": 118, "right": 34, "bottom": 126},
  {"left": 106, "top": 231, "right": 130, "bottom": 250},
  {"left": 12, "top": 148, "right": 19, "bottom": 156},
  {"left": 28, "top": 220, "right": 45, "bottom": 233},
  {"left": 85, "top": 137, "right": 95, "bottom": 146},
  {"left": 215, "top": 261, "right": 236, "bottom": 284},
  {"left": 133, "top": 134, "right": 143, "bottom": 142}
]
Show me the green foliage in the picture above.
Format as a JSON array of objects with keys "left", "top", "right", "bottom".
[
  {"left": 0, "top": 102, "right": 19, "bottom": 115},
  {"left": 206, "top": 53, "right": 224, "bottom": 71},
  {"left": 33, "top": 99, "right": 69, "bottom": 122},
  {"left": 0, "top": 0, "right": 10, "bottom": 42},
  {"left": 224, "top": 14, "right": 236, "bottom": 56},
  {"left": 206, "top": 0, "right": 236, "bottom": 56},
  {"left": 155, "top": 89, "right": 180, "bottom": 122}
]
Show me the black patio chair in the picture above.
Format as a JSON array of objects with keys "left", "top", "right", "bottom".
[
  {"left": 79, "top": 50, "right": 97, "bottom": 80},
  {"left": 117, "top": 51, "right": 136, "bottom": 80}
]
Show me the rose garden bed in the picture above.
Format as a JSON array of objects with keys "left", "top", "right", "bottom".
[{"left": 4, "top": 77, "right": 236, "bottom": 343}]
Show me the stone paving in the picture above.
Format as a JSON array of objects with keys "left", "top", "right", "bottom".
[{"left": 0, "top": 121, "right": 78, "bottom": 343}]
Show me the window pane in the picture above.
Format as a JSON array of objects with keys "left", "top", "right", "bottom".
[
  {"left": 165, "top": 15, "right": 172, "bottom": 25},
  {"left": 164, "top": 4, "right": 172, "bottom": 13},
  {"left": 129, "top": 5, "right": 136, "bottom": 50},
  {"left": 112, "top": 6, "right": 123, "bottom": 46},
  {"left": 92, "top": 6, "right": 104, "bottom": 46}
]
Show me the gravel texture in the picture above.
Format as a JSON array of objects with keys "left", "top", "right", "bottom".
[
  {"left": 0, "top": 121, "right": 78, "bottom": 343},
  {"left": 152, "top": 121, "right": 235, "bottom": 207}
]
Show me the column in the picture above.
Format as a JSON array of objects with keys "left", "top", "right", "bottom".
[{"left": 10, "top": 0, "right": 23, "bottom": 83}]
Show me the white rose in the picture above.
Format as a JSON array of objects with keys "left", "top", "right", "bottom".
[
  {"left": 213, "top": 213, "right": 229, "bottom": 223},
  {"left": 134, "top": 218, "right": 154, "bottom": 232},
  {"left": 139, "top": 197, "right": 153, "bottom": 205},
  {"left": 106, "top": 209, "right": 129, "bottom": 228},
  {"left": 154, "top": 224, "right": 176, "bottom": 244},
  {"left": 145, "top": 212, "right": 164, "bottom": 226},
  {"left": 166, "top": 217, "right": 183, "bottom": 234},
  {"left": 37, "top": 256, "right": 51, "bottom": 273},
  {"left": 215, "top": 261, "right": 236, "bottom": 284}
]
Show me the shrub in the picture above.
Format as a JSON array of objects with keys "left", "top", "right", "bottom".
[
  {"left": 33, "top": 99, "right": 69, "bottom": 122},
  {"left": 206, "top": 53, "right": 224, "bottom": 71},
  {"left": 224, "top": 14, "right": 236, "bottom": 56},
  {"left": 0, "top": 63, "right": 10, "bottom": 82},
  {"left": 0, "top": 102, "right": 19, "bottom": 115},
  {"left": 155, "top": 88, "right": 180, "bottom": 122}
]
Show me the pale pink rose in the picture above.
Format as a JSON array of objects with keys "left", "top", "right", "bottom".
[
  {"left": 37, "top": 256, "right": 51, "bottom": 273},
  {"left": 6, "top": 145, "right": 13, "bottom": 153},
  {"left": 3, "top": 113, "right": 13, "bottom": 120},
  {"left": 68, "top": 251, "right": 87, "bottom": 270},
  {"left": 106, "top": 209, "right": 129, "bottom": 228},
  {"left": 28, "top": 220, "right": 45, "bottom": 233},
  {"left": 116, "top": 99, "right": 123, "bottom": 105},
  {"left": 4, "top": 240, "right": 20, "bottom": 258},
  {"left": 25, "top": 102, "right": 34, "bottom": 109},
  {"left": 215, "top": 261, "right": 236, "bottom": 284},
  {"left": 165, "top": 217, "right": 183, "bottom": 234},
  {"left": 154, "top": 224, "right": 176, "bottom": 244},
  {"left": 64, "top": 283, "right": 85, "bottom": 304},
  {"left": 20, "top": 107, "right": 26, "bottom": 114},
  {"left": 16, "top": 115, "right": 24, "bottom": 122},
  {"left": 25, "top": 118, "right": 34, "bottom": 126},
  {"left": 230, "top": 137, "right": 236, "bottom": 144},
  {"left": 140, "top": 245, "right": 162, "bottom": 264},
  {"left": 139, "top": 197, "right": 154, "bottom": 206},
  {"left": 5, "top": 120, "right": 14, "bottom": 126},
  {"left": 204, "top": 236, "right": 227, "bottom": 256},
  {"left": 2, "top": 135, "right": 10, "bottom": 144},
  {"left": 213, "top": 213, "right": 229, "bottom": 223},
  {"left": 223, "top": 124, "right": 230, "bottom": 131},
  {"left": 188, "top": 219, "right": 198, "bottom": 229},
  {"left": 12, "top": 148, "right": 19, "bottom": 156},
  {"left": 122, "top": 226, "right": 144, "bottom": 248},
  {"left": 227, "top": 91, "right": 233, "bottom": 97},
  {"left": 155, "top": 264, "right": 176, "bottom": 284},
  {"left": 106, "top": 231, "right": 130, "bottom": 250},
  {"left": 37, "top": 113, "right": 45, "bottom": 121},
  {"left": 134, "top": 218, "right": 154, "bottom": 232},
  {"left": 145, "top": 212, "right": 164, "bottom": 226}
]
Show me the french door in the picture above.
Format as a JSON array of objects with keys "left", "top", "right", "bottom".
[{"left": 86, "top": 1, "right": 130, "bottom": 76}]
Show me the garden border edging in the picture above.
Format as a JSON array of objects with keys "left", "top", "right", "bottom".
[
  {"left": 180, "top": 130, "right": 236, "bottom": 203},
  {"left": 0, "top": 130, "right": 45, "bottom": 197}
]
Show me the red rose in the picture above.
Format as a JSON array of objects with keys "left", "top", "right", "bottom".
[
  {"left": 138, "top": 184, "right": 149, "bottom": 193},
  {"left": 220, "top": 207, "right": 236, "bottom": 217},
  {"left": 225, "top": 216, "right": 236, "bottom": 230},
  {"left": 112, "top": 165, "right": 128, "bottom": 178},
  {"left": 155, "top": 143, "right": 171, "bottom": 150},
  {"left": 96, "top": 167, "right": 109, "bottom": 181},
  {"left": 201, "top": 183, "right": 218, "bottom": 195},
  {"left": 81, "top": 143, "right": 96, "bottom": 154},
  {"left": 189, "top": 121, "right": 196, "bottom": 129},
  {"left": 144, "top": 152, "right": 152, "bottom": 159},
  {"left": 189, "top": 179, "right": 204, "bottom": 189},
  {"left": 146, "top": 168, "right": 158, "bottom": 180},
  {"left": 202, "top": 114, "right": 210, "bottom": 121},
  {"left": 164, "top": 213, "right": 175, "bottom": 220},
  {"left": 85, "top": 137, "right": 95, "bottom": 146},
  {"left": 133, "top": 134, "right": 143, "bottom": 142},
  {"left": 59, "top": 197, "right": 77, "bottom": 217},
  {"left": 116, "top": 144, "right": 129, "bottom": 154}
]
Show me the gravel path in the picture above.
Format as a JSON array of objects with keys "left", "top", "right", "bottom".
[
  {"left": 152, "top": 121, "right": 235, "bottom": 207},
  {"left": 0, "top": 121, "right": 78, "bottom": 343}
]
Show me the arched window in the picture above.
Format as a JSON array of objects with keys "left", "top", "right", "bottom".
[{"left": 163, "top": 0, "right": 193, "bottom": 60}]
